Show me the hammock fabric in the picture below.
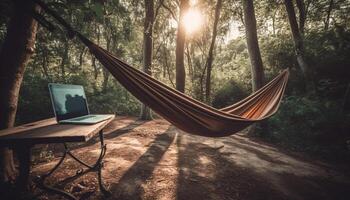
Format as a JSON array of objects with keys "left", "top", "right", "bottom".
[{"left": 76, "top": 35, "right": 289, "bottom": 137}]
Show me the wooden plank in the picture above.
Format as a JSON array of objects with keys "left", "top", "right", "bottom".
[{"left": 0, "top": 115, "right": 115, "bottom": 145}]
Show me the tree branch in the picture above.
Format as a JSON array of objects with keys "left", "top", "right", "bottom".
[{"left": 161, "top": 1, "right": 178, "bottom": 22}]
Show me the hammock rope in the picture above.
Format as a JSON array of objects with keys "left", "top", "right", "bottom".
[{"left": 31, "top": 0, "right": 289, "bottom": 137}]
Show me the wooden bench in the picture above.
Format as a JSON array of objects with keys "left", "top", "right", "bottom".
[{"left": 0, "top": 115, "right": 114, "bottom": 199}]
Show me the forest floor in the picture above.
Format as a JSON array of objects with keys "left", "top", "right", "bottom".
[{"left": 31, "top": 116, "right": 350, "bottom": 200}]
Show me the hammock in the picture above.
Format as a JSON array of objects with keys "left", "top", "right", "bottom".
[
  {"left": 76, "top": 35, "right": 289, "bottom": 137},
  {"left": 34, "top": 0, "right": 290, "bottom": 137}
]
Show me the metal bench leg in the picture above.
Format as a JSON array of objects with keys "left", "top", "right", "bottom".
[
  {"left": 37, "top": 146, "right": 78, "bottom": 200},
  {"left": 36, "top": 130, "right": 110, "bottom": 199},
  {"left": 96, "top": 130, "right": 110, "bottom": 196}
]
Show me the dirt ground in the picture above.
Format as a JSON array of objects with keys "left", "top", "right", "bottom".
[{"left": 30, "top": 116, "right": 350, "bottom": 200}]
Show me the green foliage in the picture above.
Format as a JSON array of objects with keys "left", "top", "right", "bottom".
[
  {"left": 260, "top": 35, "right": 296, "bottom": 71},
  {"left": 305, "top": 29, "right": 350, "bottom": 82},
  {"left": 212, "top": 79, "right": 248, "bottom": 109},
  {"left": 257, "top": 27, "right": 350, "bottom": 161},
  {"left": 87, "top": 83, "right": 140, "bottom": 116},
  {"left": 16, "top": 74, "right": 53, "bottom": 124},
  {"left": 90, "top": 2, "right": 104, "bottom": 20},
  {"left": 267, "top": 95, "right": 349, "bottom": 160}
]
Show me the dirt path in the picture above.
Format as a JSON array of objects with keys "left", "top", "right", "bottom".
[{"left": 32, "top": 116, "right": 350, "bottom": 200}]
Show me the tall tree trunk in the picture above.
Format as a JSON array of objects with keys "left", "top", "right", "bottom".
[
  {"left": 0, "top": 0, "right": 39, "bottom": 183},
  {"left": 102, "top": 68, "right": 110, "bottom": 92},
  {"left": 79, "top": 46, "right": 86, "bottom": 67},
  {"left": 102, "top": 34, "right": 111, "bottom": 93},
  {"left": 272, "top": 10, "right": 276, "bottom": 35},
  {"left": 324, "top": 0, "right": 334, "bottom": 31},
  {"left": 284, "top": 0, "right": 312, "bottom": 88},
  {"left": 186, "top": 43, "right": 194, "bottom": 84},
  {"left": 60, "top": 39, "right": 69, "bottom": 79},
  {"left": 140, "top": 0, "right": 154, "bottom": 120},
  {"left": 41, "top": 46, "right": 49, "bottom": 78},
  {"left": 242, "top": 0, "right": 266, "bottom": 135},
  {"left": 92, "top": 57, "right": 99, "bottom": 80},
  {"left": 205, "top": 0, "right": 222, "bottom": 103},
  {"left": 295, "top": 0, "right": 306, "bottom": 35},
  {"left": 175, "top": 0, "right": 189, "bottom": 92},
  {"left": 242, "top": 0, "right": 265, "bottom": 91}
]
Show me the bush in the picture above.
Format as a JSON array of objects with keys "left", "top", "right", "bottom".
[
  {"left": 267, "top": 94, "right": 350, "bottom": 161},
  {"left": 87, "top": 82, "right": 140, "bottom": 116},
  {"left": 16, "top": 74, "right": 53, "bottom": 124},
  {"left": 212, "top": 79, "right": 248, "bottom": 109}
]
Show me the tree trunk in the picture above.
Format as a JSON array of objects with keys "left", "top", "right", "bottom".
[
  {"left": 102, "top": 68, "right": 110, "bottom": 92},
  {"left": 175, "top": 0, "right": 189, "bottom": 92},
  {"left": 324, "top": 0, "right": 334, "bottom": 31},
  {"left": 41, "top": 46, "right": 49, "bottom": 78},
  {"left": 205, "top": 0, "right": 222, "bottom": 103},
  {"left": 242, "top": 0, "right": 265, "bottom": 91},
  {"left": 186, "top": 43, "right": 194, "bottom": 84},
  {"left": 60, "top": 39, "right": 69, "bottom": 79},
  {"left": 242, "top": 0, "right": 266, "bottom": 135},
  {"left": 0, "top": 0, "right": 39, "bottom": 183},
  {"left": 92, "top": 57, "right": 99, "bottom": 80},
  {"left": 140, "top": 0, "right": 154, "bottom": 120},
  {"left": 79, "top": 46, "right": 86, "bottom": 67},
  {"left": 284, "top": 0, "right": 312, "bottom": 88},
  {"left": 342, "top": 83, "right": 350, "bottom": 114},
  {"left": 295, "top": 0, "right": 306, "bottom": 35}
]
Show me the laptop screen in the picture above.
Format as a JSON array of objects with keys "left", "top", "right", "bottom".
[{"left": 48, "top": 84, "right": 89, "bottom": 121}]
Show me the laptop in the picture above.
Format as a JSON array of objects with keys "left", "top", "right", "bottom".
[{"left": 48, "top": 83, "right": 112, "bottom": 124}]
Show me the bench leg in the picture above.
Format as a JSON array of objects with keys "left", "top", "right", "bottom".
[
  {"left": 37, "top": 148, "right": 77, "bottom": 200},
  {"left": 96, "top": 130, "right": 110, "bottom": 196},
  {"left": 37, "top": 130, "right": 110, "bottom": 199}
]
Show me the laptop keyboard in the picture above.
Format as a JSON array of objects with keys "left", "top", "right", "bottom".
[
  {"left": 59, "top": 114, "right": 111, "bottom": 124},
  {"left": 72, "top": 115, "right": 97, "bottom": 121}
]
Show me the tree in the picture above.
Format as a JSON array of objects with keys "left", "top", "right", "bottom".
[
  {"left": 242, "top": 0, "right": 265, "bottom": 135},
  {"left": 0, "top": 0, "right": 39, "bottom": 183},
  {"left": 284, "top": 0, "right": 312, "bottom": 88},
  {"left": 324, "top": 0, "right": 334, "bottom": 31},
  {"left": 140, "top": 0, "right": 154, "bottom": 120},
  {"left": 295, "top": 0, "right": 306, "bottom": 34},
  {"left": 242, "top": 0, "right": 264, "bottom": 91},
  {"left": 175, "top": 0, "right": 189, "bottom": 92},
  {"left": 205, "top": 0, "right": 222, "bottom": 103}
]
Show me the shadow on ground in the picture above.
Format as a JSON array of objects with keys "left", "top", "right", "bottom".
[
  {"left": 109, "top": 126, "right": 176, "bottom": 200},
  {"left": 30, "top": 117, "right": 350, "bottom": 200}
]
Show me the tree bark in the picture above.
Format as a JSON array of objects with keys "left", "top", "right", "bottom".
[
  {"left": 175, "top": 0, "right": 189, "bottom": 92},
  {"left": 186, "top": 43, "right": 194, "bottom": 84},
  {"left": 284, "top": 0, "right": 312, "bottom": 88},
  {"left": 242, "top": 0, "right": 265, "bottom": 91},
  {"left": 60, "top": 38, "right": 69, "bottom": 79},
  {"left": 41, "top": 45, "right": 50, "bottom": 78},
  {"left": 0, "top": 0, "right": 39, "bottom": 183},
  {"left": 140, "top": 0, "right": 154, "bottom": 120},
  {"left": 242, "top": 0, "right": 266, "bottom": 135},
  {"left": 102, "top": 68, "right": 110, "bottom": 92},
  {"left": 205, "top": 0, "right": 222, "bottom": 103},
  {"left": 295, "top": 0, "right": 306, "bottom": 35},
  {"left": 324, "top": 0, "right": 334, "bottom": 31},
  {"left": 79, "top": 46, "right": 86, "bottom": 66}
]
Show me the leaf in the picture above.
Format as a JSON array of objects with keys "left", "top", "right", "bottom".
[{"left": 91, "top": 3, "right": 104, "bottom": 20}]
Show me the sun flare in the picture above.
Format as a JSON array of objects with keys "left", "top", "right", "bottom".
[{"left": 183, "top": 9, "right": 203, "bottom": 35}]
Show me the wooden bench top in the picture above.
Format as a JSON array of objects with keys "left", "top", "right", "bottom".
[{"left": 0, "top": 115, "right": 115, "bottom": 146}]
